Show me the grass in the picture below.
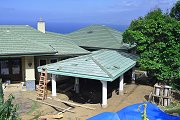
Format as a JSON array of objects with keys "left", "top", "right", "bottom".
[{"left": 162, "top": 100, "right": 180, "bottom": 116}]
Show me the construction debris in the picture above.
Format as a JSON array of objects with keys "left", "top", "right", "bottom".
[
  {"left": 51, "top": 97, "right": 95, "bottom": 110},
  {"left": 29, "top": 99, "right": 75, "bottom": 113},
  {"left": 58, "top": 107, "right": 72, "bottom": 115},
  {"left": 39, "top": 114, "right": 63, "bottom": 120}
]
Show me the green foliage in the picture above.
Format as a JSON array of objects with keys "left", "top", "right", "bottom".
[
  {"left": 163, "top": 100, "right": 180, "bottom": 116},
  {"left": 123, "top": 8, "right": 180, "bottom": 85},
  {"left": 0, "top": 79, "right": 4, "bottom": 105},
  {"left": 170, "top": 1, "right": 180, "bottom": 21},
  {"left": 0, "top": 79, "right": 21, "bottom": 120}
]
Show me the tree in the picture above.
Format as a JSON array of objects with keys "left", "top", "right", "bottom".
[
  {"left": 170, "top": 1, "right": 180, "bottom": 21},
  {"left": 0, "top": 79, "right": 21, "bottom": 120},
  {"left": 0, "top": 79, "right": 4, "bottom": 105},
  {"left": 123, "top": 9, "right": 180, "bottom": 85}
]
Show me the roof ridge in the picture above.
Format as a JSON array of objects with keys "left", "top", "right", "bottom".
[
  {"left": 68, "top": 24, "right": 104, "bottom": 35},
  {"left": 0, "top": 25, "right": 29, "bottom": 26},
  {"left": 104, "top": 26, "right": 122, "bottom": 46},
  {"left": 90, "top": 55, "right": 113, "bottom": 78}
]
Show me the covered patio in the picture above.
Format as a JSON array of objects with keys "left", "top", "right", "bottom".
[{"left": 38, "top": 50, "right": 137, "bottom": 108}]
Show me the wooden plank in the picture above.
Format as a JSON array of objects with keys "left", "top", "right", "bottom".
[
  {"left": 39, "top": 114, "right": 63, "bottom": 119},
  {"left": 29, "top": 99, "right": 75, "bottom": 113},
  {"left": 52, "top": 97, "right": 95, "bottom": 110},
  {"left": 58, "top": 107, "right": 72, "bottom": 115}
]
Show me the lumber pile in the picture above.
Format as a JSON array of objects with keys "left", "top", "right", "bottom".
[{"left": 29, "top": 98, "right": 75, "bottom": 113}]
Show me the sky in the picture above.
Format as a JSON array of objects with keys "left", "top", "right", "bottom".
[{"left": 0, "top": 0, "right": 178, "bottom": 33}]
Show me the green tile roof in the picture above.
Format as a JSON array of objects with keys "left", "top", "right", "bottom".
[
  {"left": 38, "top": 50, "right": 137, "bottom": 81},
  {"left": 0, "top": 25, "right": 89, "bottom": 57},
  {"left": 65, "top": 25, "right": 133, "bottom": 50},
  {"left": 0, "top": 25, "right": 56, "bottom": 56}
]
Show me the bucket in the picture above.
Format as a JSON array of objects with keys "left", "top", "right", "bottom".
[{"left": 154, "top": 84, "right": 161, "bottom": 96}]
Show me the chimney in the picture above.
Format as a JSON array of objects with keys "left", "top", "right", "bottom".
[{"left": 37, "top": 18, "right": 45, "bottom": 33}]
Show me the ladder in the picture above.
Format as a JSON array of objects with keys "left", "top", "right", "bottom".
[{"left": 37, "top": 69, "right": 48, "bottom": 100}]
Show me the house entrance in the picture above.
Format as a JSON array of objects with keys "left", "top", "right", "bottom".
[{"left": 0, "top": 58, "right": 22, "bottom": 82}]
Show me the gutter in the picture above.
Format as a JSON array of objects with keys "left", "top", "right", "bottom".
[{"left": 0, "top": 51, "right": 57, "bottom": 57}]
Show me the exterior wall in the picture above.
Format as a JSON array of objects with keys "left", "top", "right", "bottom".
[
  {"left": 35, "top": 55, "right": 61, "bottom": 81},
  {"left": 35, "top": 55, "right": 73, "bottom": 82},
  {"left": 21, "top": 55, "right": 70, "bottom": 91},
  {"left": 24, "top": 56, "right": 35, "bottom": 91}
]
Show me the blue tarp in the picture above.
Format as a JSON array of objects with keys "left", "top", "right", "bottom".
[{"left": 87, "top": 102, "right": 180, "bottom": 120}]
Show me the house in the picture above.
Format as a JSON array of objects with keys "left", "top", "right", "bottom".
[
  {"left": 0, "top": 19, "right": 136, "bottom": 94},
  {"left": 0, "top": 20, "right": 89, "bottom": 90}
]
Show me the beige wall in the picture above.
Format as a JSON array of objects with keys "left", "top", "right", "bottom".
[{"left": 24, "top": 56, "right": 35, "bottom": 81}]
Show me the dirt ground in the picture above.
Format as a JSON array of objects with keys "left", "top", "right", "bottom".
[{"left": 3, "top": 81, "right": 153, "bottom": 120}]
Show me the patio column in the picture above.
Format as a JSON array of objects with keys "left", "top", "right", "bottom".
[
  {"left": 75, "top": 77, "right": 79, "bottom": 94},
  {"left": 101, "top": 81, "right": 107, "bottom": 108},
  {"left": 119, "top": 75, "right": 124, "bottom": 95},
  {"left": 132, "top": 67, "right": 136, "bottom": 83},
  {"left": 52, "top": 74, "right": 57, "bottom": 96}
]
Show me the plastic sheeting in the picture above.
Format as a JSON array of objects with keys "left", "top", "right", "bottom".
[{"left": 87, "top": 102, "right": 180, "bottom": 120}]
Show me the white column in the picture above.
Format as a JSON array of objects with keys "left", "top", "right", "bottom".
[
  {"left": 75, "top": 77, "right": 79, "bottom": 94},
  {"left": 101, "top": 81, "right": 108, "bottom": 108},
  {"left": 52, "top": 74, "right": 57, "bottom": 96},
  {"left": 132, "top": 67, "right": 136, "bottom": 83},
  {"left": 119, "top": 75, "right": 124, "bottom": 95}
]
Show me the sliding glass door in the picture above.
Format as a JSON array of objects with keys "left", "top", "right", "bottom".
[{"left": 0, "top": 58, "right": 22, "bottom": 82}]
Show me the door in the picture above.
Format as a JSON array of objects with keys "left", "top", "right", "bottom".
[{"left": 0, "top": 58, "right": 22, "bottom": 82}]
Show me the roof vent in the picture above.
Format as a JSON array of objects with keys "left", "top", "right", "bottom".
[
  {"left": 113, "top": 66, "right": 120, "bottom": 69},
  {"left": 87, "top": 31, "right": 93, "bottom": 34},
  {"left": 72, "top": 63, "right": 78, "bottom": 66}
]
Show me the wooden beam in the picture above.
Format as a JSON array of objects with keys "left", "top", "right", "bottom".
[
  {"left": 29, "top": 99, "right": 75, "bottom": 113},
  {"left": 52, "top": 97, "right": 95, "bottom": 110},
  {"left": 39, "top": 114, "right": 63, "bottom": 119},
  {"left": 58, "top": 107, "right": 72, "bottom": 115}
]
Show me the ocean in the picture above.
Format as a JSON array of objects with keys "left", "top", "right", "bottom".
[
  {"left": 0, "top": 21, "right": 129, "bottom": 34},
  {"left": 44, "top": 22, "right": 129, "bottom": 34}
]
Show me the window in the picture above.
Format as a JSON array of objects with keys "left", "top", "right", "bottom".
[
  {"left": 0, "top": 60, "right": 9, "bottom": 75},
  {"left": 12, "top": 59, "right": 20, "bottom": 75},
  {"left": 50, "top": 59, "right": 58, "bottom": 63},
  {"left": 39, "top": 59, "right": 47, "bottom": 66}
]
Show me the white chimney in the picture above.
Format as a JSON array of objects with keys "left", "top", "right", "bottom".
[{"left": 37, "top": 18, "right": 45, "bottom": 33}]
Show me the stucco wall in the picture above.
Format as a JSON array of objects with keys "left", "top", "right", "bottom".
[{"left": 24, "top": 56, "right": 35, "bottom": 81}]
